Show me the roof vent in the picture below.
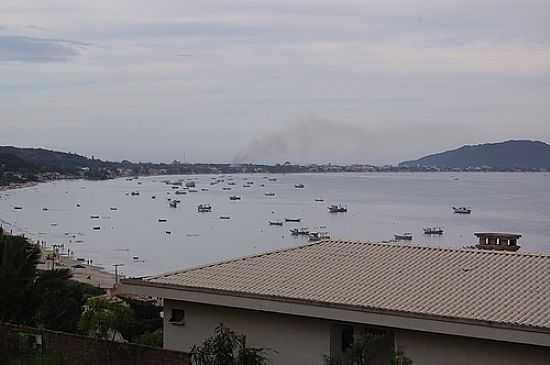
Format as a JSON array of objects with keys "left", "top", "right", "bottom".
[{"left": 474, "top": 233, "right": 521, "bottom": 252}]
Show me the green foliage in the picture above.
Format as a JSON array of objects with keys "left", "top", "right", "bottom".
[
  {"left": 119, "top": 297, "right": 163, "bottom": 343},
  {"left": 191, "top": 324, "right": 269, "bottom": 365},
  {"left": 5, "top": 353, "right": 65, "bottom": 365},
  {"left": 79, "top": 296, "right": 135, "bottom": 341},
  {"left": 0, "top": 234, "right": 41, "bottom": 324},
  {"left": 134, "top": 328, "right": 163, "bottom": 348},
  {"left": 323, "top": 331, "right": 412, "bottom": 365}
]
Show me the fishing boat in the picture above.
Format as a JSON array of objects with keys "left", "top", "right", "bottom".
[
  {"left": 268, "top": 178, "right": 277, "bottom": 182},
  {"left": 92, "top": 226, "right": 101, "bottom": 231},
  {"left": 285, "top": 218, "right": 302, "bottom": 223},
  {"left": 269, "top": 220, "right": 283, "bottom": 226},
  {"left": 175, "top": 190, "right": 187, "bottom": 195},
  {"left": 223, "top": 187, "right": 232, "bottom": 191},
  {"left": 219, "top": 216, "right": 231, "bottom": 220},
  {"left": 42, "top": 208, "right": 49, "bottom": 211},
  {"left": 169, "top": 200, "right": 178, "bottom": 208},
  {"left": 90, "top": 215, "right": 100, "bottom": 219},
  {"left": 308, "top": 231, "right": 330, "bottom": 241},
  {"left": 110, "top": 207, "right": 118, "bottom": 211},
  {"left": 394, "top": 233, "right": 413, "bottom": 240},
  {"left": 185, "top": 181, "right": 196, "bottom": 188},
  {"left": 158, "top": 219, "right": 167, "bottom": 223},
  {"left": 201, "top": 188, "right": 209, "bottom": 191},
  {"left": 328, "top": 204, "right": 347, "bottom": 213},
  {"left": 14, "top": 206, "right": 23, "bottom": 210},
  {"left": 130, "top": 191, "right": 140, "bottom": 196},
  {"left": 314, "top": 198, "right": 324, "bottom": 202},
  {"left": 424, "top": 227, "right": 444, "bottom": 235},
  {"left": 264, "top": 192, "right": 276, "bottom": 197},
  {"left": 229, "top": 195, "right": 241, "bottom": 201},
  {"left": 290, "top": 228, "right": 309, "bottom": 236},
  {"left": 294, "top": 184, "right": 305, "bottom": 188},
  {"left": 197, "top": 204, "right": 212, "bottom": 213},
  {"left": 453, "top": 207, "right": 472, "bottom": 214}
]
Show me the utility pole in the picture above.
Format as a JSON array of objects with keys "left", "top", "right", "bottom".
[{"left": 112, "top": 264, "right": 125, "bottom": 285}]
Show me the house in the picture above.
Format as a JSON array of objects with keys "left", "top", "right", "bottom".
[{"left": 119, "top": 240, "right": 550, "bottom": 365}]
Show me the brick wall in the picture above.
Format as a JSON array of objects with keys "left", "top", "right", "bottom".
[{"left": 0, "top": 323, "right": 190, "bottom": 365}]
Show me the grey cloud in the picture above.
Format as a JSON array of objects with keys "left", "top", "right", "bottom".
[{"left": 0, "top": 35, "right": 86, "bottom": 62}]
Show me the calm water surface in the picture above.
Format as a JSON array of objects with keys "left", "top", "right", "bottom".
[{"left": 1, "top": 173, "right": 549, "bottom": 277}]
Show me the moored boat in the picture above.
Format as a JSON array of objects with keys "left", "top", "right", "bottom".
[
  {"left": 424, "top": 227, "right": 444, "bottom": 235},
  {"left": 285, "top": 218, "right": 302, "bottom": 223},
  {"left": 328, "top": 204, "right": 347, "bottom": 213},
  {"left": 197, "top": 204, "right": 212, "bottom": 213},
  {"left": 394, "top": 233, "right": 413, "bottom": 240},
  {"left": 229, "top": 195, "right": 241, "bottom": 201},
  {"left": 294, "top": 184, "right": 305, "bottom": 188},
  {"left": 269, "top": 220, "right": 283, "bottom": 226},
  {"left": 290, "top": 227, "right": 309, "bottom": 236},
  {"left": 453, "top": 207, "right": 472, "bottom": 214},
  {"left": 308, "top": 231, "right": 330, "bottom": 241}
]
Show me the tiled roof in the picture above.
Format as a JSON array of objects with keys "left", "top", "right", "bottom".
[{"left": 144, "top": 240, "right": 550, "bottom": 331}]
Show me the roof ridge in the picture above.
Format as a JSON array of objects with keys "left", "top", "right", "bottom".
[
  {"left": 146, "top": 239, "right": 550, "bottom": 280},
  {"left": 332, "top": 239, "right": 550, "bottom": 259}
]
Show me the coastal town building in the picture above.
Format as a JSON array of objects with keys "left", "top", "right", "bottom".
[{"left": 119, "top": 240, "right": 550, "bottom": 365}]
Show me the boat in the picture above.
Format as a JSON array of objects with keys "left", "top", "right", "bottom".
[
  {"left": 394, "top": 233, "right": 413, "bottom": 240},
  {"left": 175, "top": 190, "right": 187, "bottom": 195},
  {"left": 290, "top": 228, "right": 309, "bottom": 236},
  {"left": 201, "top": 188, "right": 209, "bottom": 191},
  {"left": 264, "top": 192, "right": 276, "bottom": 197},
  {"left": 42, "top": 208, "right": 49, "bottom": 211},
  {"left": 13, "top": 206, "right": 23, "bottom": 210},
  {"left": 110, "top": 207, "right": 118, "bottom": 211},
  {"left": 76, "top": 204, "right": 81, "bottom": 207},
  {"left": 197, "top": 204, "right": 212, "bottom": 213},
  {"left": 185, "top": 181, "right": 196, "bottom": 188},
  {"left": 130, "top": 191, "right": 140, "bottom": 196},
  {"left": 268, "top": 178, "right": 277, "bottom": 182},
  {"left": 328, "top": 204, "right": 347, "bottom": 213},
  {"left": 314, "top": 198, "right": 324, "bottom": 202},
  {"left": 169, "top": 200, "right": 178, "bottom": 208},
  {"left": 92, "top": 226, "right": 101, "bottom": 231},
  {"left": 219, "top": 216, "right": 231, "bottom": 220},
  {"left": 308, "top": 231, "right": 330, "bottom": 241},
  {"left": 269, "top": 221, "right": 283, "bottom": 226},
  {"left": 158, "top": 219, "right": 167, "bottom": 223},
  {"left": 285, "top": 218, "right": 302, "bottom": 223},
  {"left": 151, "top": 196, "right": 156, "bottom": 199},
  {"left": 90, "top": 215, "right": 100, "bottom": 219},
  {"left": 424, "top": 227, "right": 444, "bottom": 235},
  {"left": 229, "top": 196, "right": 241, "bottom": 201},
  {"left": 294, "top": 184, "right": 305, "bottom": 188},
  {"left": 165, "top": 231, "right": 172, "bottom": 235},
  {"left": 189, "top": 189, "right": 198, "bottom": 193},
  {"left": 223, "top": 187, "right": 232, "bottom": 191},
  {"left": 453, "top": 207, "right": 472, "bottom": 214}
]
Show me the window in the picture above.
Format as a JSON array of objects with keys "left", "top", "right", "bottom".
[
  {"left": 169, "top": 308, "right": 185, "bottom": 325},
  {"left": 341, "top": 326, "right": 354, "bottom": 352}
]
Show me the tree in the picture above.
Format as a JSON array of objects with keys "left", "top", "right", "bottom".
[
  {"left": 79, "top": 296, "right": 135, "bottom": 341},
  {"left": 0, "top": 233, "right": 41, "bottom": 324},
  {"left": 191, "top": 324, "right": 269, "bottom": 365}
]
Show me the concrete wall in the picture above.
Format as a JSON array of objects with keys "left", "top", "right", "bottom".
[
  {"left": 164, "top": 299, "right": 331, "bottom": 365},
  {"left": 396, "top": 330, "right": 550, "bottom": 365}
]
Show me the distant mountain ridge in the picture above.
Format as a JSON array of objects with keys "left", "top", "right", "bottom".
[{"left": 399, "top": 140, "right": 550, "bottom": 170}]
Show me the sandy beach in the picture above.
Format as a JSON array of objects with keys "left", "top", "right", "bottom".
[
  {"left": 38, "top": 247, "right": 116, "bottom": 289},
  {"left": 0, "top": 181, "right": 39, "bottom": 192}
]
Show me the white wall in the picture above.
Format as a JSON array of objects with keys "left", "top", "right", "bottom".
[
  {"left": 164, "top": 299, "right": 332, "bottom": 365},
  {"left": 396, "top": 330, "right": 550, "bottom": 365}
]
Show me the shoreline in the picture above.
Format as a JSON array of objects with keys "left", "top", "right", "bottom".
[
  {"left": 38, "top": 246, "right": 116, "bottom": 289},
  {"left": 0, "top": 181, "right": 39, "bottom": 192}
]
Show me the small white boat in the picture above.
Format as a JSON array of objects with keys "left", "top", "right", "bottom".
[
  {"left": 285, "top": 218, "right": 302, "bottom": 223},
  {"left": 185, "top": 181, "right": 196, "bottom": 188},
  {"left": 394, "top": 233, "right": 413, "bottom": 240},
  {"left": 309, "top": 231, "right": 330, "bottom": 241},
  {"left": 269, "top": 220, "right": 283, "bottom": 226},
  {"left": 229, "top": 195, "right": 241, "bottom": 201},
  {"left": 175, "top": 190, "right": 187, "bottom": 195},
  {"left": 169, "top": 200, "right": 178, "bottom": 208},
  {"left": 328, "top": 204, "right": 347, "bottom": 213},
  {"left": 130, "top": 191, "right": 140, "bottom": 196},
  {"left": 290, "top": 228, "right": 309, "bottom": 236},
  {"left": 264, "top": 192, "right": 276, "bottom": 197},
  {"left": 197, "top": 204, "right": 212, "bottom": 213},
  {"left": 453, "top": 207, "right": 472, "bottom": 214}
]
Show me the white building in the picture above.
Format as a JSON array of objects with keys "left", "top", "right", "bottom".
[{"left": 120, "top": 240, "right": 550, "bottom": 364}]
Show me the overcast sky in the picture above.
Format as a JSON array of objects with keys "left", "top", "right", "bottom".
[{"left": 1, "top": 0, "right": 549, "bottom": 164}]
